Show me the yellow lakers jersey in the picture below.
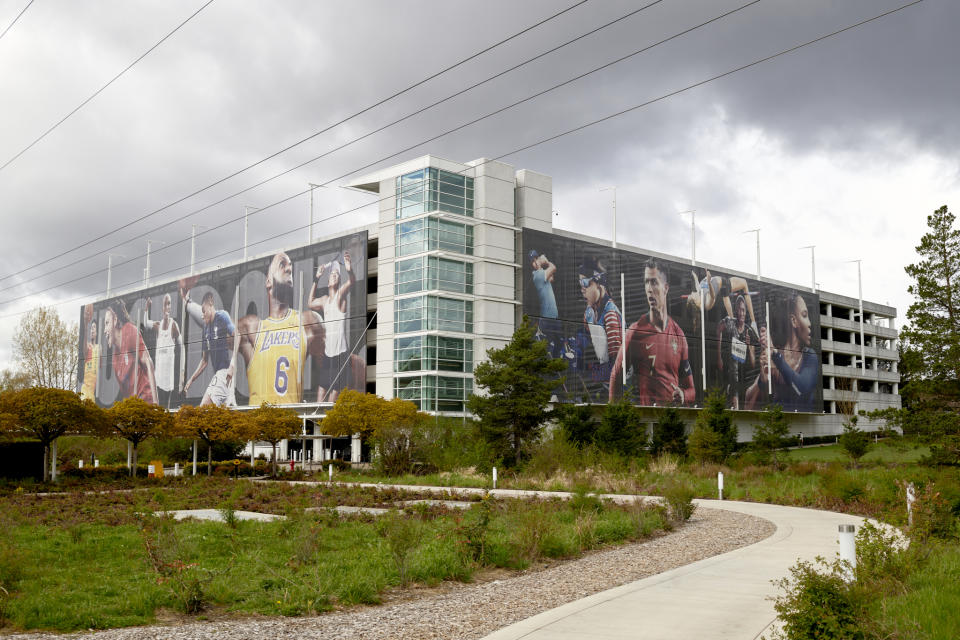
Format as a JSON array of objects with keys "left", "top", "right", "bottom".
[
  {"left": 81, "top": 343, "right": 99, "bottom": 401},
  {"left": 247, "top": 309, "right": 306, "bottom": 405}
]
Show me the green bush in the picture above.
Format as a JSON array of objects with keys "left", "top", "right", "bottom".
[
  {"left": 661, "top": 480, "right": 696, "bottom": 522},
  {"left": 771, "top": 557, "right": 867, "bottom": 640}
]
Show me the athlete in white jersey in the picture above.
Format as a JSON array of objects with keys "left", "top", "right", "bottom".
[
  {"left": 144, "top": 293, "right": 182, "bottom": 408},
  {"left": 309, "top": 251, "right": 355, "bottom": 402}
]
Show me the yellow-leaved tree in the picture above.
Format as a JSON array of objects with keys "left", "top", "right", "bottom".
[
  {"left": 323, "top": 389, "right": 427, "bottom": 474},
  {"left": 247, "top": 403, "right": 301, "bottom": 476},
  {"left": 0, "top": 387, "right": 100, "bottom": 481},
  {"left": 105, "top": 397, "right": 174, "bottom": 476},
  {"left": 174, "top": 404, "right": 245, "bottom": 476}
]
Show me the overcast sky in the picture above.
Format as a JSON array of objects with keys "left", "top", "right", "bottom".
[{"left": 0, "top": 0, "right": 955, "bottom": 371}]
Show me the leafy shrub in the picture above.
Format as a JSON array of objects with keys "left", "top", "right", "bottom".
[
  {"left": 569, "top": 484, "right": 604, "bottom": 515},
  {"left": 661, "top": 479, "right": 696, "bottom": 522},
  {"left": 821, "top": 469, "right": 867, "bottom": 503},
  {"left": 771, "top": 557, "right": 867, "bottom": 640},
  {"left": 839, "top": 418, "right": 870, "bottom": 464},
  {"left": 650, "top": 407, "right": 687, "bottom": 457},
  {"left": 910, "top": 483, "right": 958, "bottom": 542}
]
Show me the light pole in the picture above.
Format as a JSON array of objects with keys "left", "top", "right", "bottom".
[
  {"left": 743, "top": 228, "right": 761, "bottom": 280},
  {"left": 190, "top": 224, "right": 209, "bottom": 275},
  {"left": 244, "top": 205, "right": 260, "bottom": 260},
  {"left": 144, "top": 239, "right": 166, "bottom": 287},
  {"left": 800, "top": 245, "right": 816, "bottom": 293},
  {"left": 106, "top": 253, "right": 125, "bottom": 297},
  {"left": 599, "top": 186, "right": 617, "bottom": 248},
  {"left": 677, "top": 210, "right": 696, "bottom": 265},
  {"left": 847, "top": 259, "right": 866, "bottom": 371},
  {"left": 308, "top": 183, "right": 325, "bottom": 244}
]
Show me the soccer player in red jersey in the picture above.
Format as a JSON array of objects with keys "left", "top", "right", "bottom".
[
  {"left": 104, "top": 300, "right": 157, "bottom": 403},
  {"left": 609, "top": 258, "right": 695, "bottom": 406}
]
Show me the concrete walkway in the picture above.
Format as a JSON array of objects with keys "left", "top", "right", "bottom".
[{"left": 481, "top": 499, "right": 865, "bottom": 640}]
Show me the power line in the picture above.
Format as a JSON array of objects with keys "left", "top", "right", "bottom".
[
  {"left": 0, "top": 0, "right": 741, "bottom": 301},
  {"left": 0, "top": 0, "right": 34, "bottom": 42},
  {"left": 0, "top": 0, "right": 588, "bottom": 283},
  {"left": 0, "top": 0, "right": 215, "bottom": 173},
  {"left": 1, "top": 0, "right": 924, "bottom": 321}
]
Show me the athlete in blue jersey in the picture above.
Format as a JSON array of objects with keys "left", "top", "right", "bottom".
[{"left": 182, "top": 289, "right": 238, "bottom": 406}]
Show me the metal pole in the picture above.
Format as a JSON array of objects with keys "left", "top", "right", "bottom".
[
  {"left": 620, "top": 272, "right": 627, "bottom": 387},
  {"left": 145, "top": 241, "right": 152, "bottom": 286},
  {"left": 191, "top": 225, "right": 198, "bottom": 275},
  {"left": 678, "top": 210, "right": 695, "bottom": 265},
  {"left": 743, "top": 229, "right": 761, "bottom": 280},
  {"left": 107, "top": 255, "right": 113, "bottom": 296},
  {"left": 765, "top": 301, "right": 772, "bottom": 395},
  {"left": 308, "top": 183, "right": 322, "bottom": 244},
  {"left": 800, "top": 245, "right": 816, "bottom": 293},
  {"left": 600, "top": 186, "right": 616, "bottom": 248},
  {"left": 700, "top": 278, "right": 707, "bottom": 392},
  {"left": 857, "top": 260, "right": 865, "bottom": 370}
]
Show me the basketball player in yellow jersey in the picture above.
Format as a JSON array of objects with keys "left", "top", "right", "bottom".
[
  {"left": 80, "top": 317, "right": 99, "bottom": 401},
  {"left": 238, "top": 251, "right": 326, "bottom": 405}
]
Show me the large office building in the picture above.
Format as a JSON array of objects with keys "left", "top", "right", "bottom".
[{"left": 79, "top": 154, "right": 901, "bottom": 459}]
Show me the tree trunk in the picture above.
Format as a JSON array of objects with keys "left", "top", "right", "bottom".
[
  {"left": 131, "top": 443, "right": 139, "bottom": 477},
  {"left": 207, "top": 443, "right": 212, "bottom": 476},
  {"left": 271, "top": 443, "right": 277, "bottom": 477},
  {"left": 42, "top": 443, "right": 49, "bottom": 483}
]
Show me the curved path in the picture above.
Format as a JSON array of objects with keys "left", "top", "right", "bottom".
[{"left": 481, "top": 498, "right": 865, "bottom": 640}]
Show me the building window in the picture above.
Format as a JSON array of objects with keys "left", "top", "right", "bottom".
[
  {"left": 396, "top": 217, "right": 474, "bottom": 257},
  {"left": 396, "top": 168, "right": 474, "bottom": 219},
  {"left": 394, "top": 256, "right": 473, "bottom": 295},
  {"left": 394, "top": 296, "right": 473, "bottom": 334},
  {"left": 394, "top": 375, "right": 473, "bottom": 412},
  {"left": 393, "top": 335, "right": 473, "bottom": 373}
]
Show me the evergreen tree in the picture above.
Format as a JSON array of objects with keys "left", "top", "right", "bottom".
[
  {"left": 690, "top": 389, "right": 737, "bottom": 463},
  {"left": 751, "top": 404, "right": 790, "bottom": 467},
  {"left": 555, "top": 403, "right": 595, "bottom": 448},
  {"left": 902, "top": 205, "right": 960, "bottom": 380},
  {"left": 467, "top": 318, "right": 567, "bottom": 467},
  {"left": 595, "top": 399, "right": 646, "bottom": 457},
  {"left": 651, "top": 407, "right": 687, "bottom": 457}
]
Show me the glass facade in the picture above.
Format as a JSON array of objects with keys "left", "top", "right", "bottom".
[
  {"left": 396, "top": 217, "right": 474, "bottom": 257},
  {"left": 396, "top": 168, "right": 474, "bottom": 219},
  {"left": 394, "top": 295, "right": 473, "bottom": 334},
  {"left": 394, "top": 375, "right": 473, "bottom": 412},
  {"left": 395, "top": 256, "right": 473, "bottom": 295},
  {"left": 394, "top": 335, "right": 473, "bottom": 373}
]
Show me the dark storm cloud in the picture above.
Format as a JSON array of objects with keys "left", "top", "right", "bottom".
[{"left": 0, "top": 0, "right": 954, "bottom": 366}]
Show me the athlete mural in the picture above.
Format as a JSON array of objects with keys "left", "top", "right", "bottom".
[
  {"left": 521, "top": 228, "right": 822, "bottom": 412},
  {"left": 78, "top": 231, "right": 368, "bottom": 409}
]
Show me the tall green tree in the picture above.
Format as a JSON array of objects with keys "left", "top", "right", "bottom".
[
  {"left": 901, "top": 205, "right": 960, "bottom": 380},
  {"left": 595, "top": 399, "right": 646, "bottom": 457},
  {"left": 689, "top": 389, "right": 737, "bottom": 463},
  {"left": 467, "top": 318, "right": 566, "bottom": 467},
  {"left": 651, "top": 407, "right": 687, "bottom": 458},
  {"left": 751, "top": 404, "right": 790, "bottom": 467},
  {"left": 555, "top": 403, "right": 595, "bottom": 448}
]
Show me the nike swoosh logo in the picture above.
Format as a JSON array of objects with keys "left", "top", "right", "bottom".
[{"left": 645, "top": 343, "right": 654, "bottom": 350}]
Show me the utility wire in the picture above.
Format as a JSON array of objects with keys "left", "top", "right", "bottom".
[
  {"left": 0, "top": 0, "right": 34, "bottom": 42},
  {"left": 0, "top": 0, "right": 214, "bottom": 173},
  {"left": 0, "top": 0, "right": 588, "bottom": 283},
  {"left": 1, "top": 0, "right": 923, "bottom": 321},
  {"left": 0, "top": 0, "right": 740, "bottom": 301}
]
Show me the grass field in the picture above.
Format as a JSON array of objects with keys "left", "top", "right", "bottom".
[
  {"left": 784, "top": 441, "right": 931, "bottom": 464},
  {"left": 0, "top": 478, "right": 670, "bottom": 632}
]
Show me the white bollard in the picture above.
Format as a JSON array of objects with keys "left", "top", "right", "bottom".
[
  {"left": 192, "top": 439, "right": 198, "bottom": 476},
  {"left": 838, "top": 524, "right": 856, "bottom": 582},
  {"left": 174, "top": 462, "right": 180, "bottom": 477},
  {"left": 906, "top": 482, "right": 916, "bottom": 528},
  {"left": 492, "top": 466, "right": 497, "bottom": 490},
  {"left": 328, "top": 464, "right": 333, "bottom": 482},
  {"left": 78, "top": 459, "right": 84, "bottom": 469},
  {"left": 718, "top": 471, "right": 724, "bottom": 500},
  {"left": 94, "top": 459, "right": 99, "bottom": 468}
]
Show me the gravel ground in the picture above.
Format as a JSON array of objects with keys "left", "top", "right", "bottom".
[{"left": 7, "top": 506, "right": 775, "bottom": 640}]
